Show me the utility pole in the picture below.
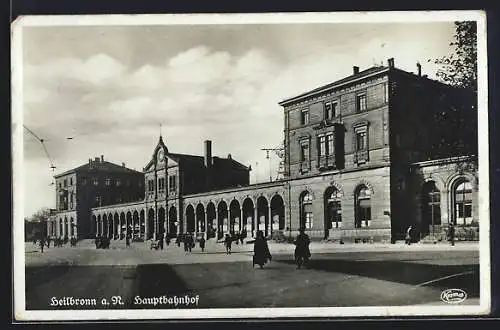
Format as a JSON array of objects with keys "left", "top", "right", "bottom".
[{"left": 261, "top": 143, "right": 285, "bottom": 182}]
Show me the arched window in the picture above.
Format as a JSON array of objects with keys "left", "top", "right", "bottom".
[
  {"left": 355, "top": 186, "right": 371, "bottom": 228},
  {"left": 300, "top": 192, "right": 313, "bottom": 229},
  {"left": 421, "top": 181, "right": 441, "bottom": 234},
  {"left": 455, "top": 180, "right": 472, "bottom": 225},
  {"left": 326, "top": 189, "right": 342, "bottom": 229}
]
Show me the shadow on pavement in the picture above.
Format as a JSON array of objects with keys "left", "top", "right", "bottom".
[
  {"left": 25, "top": 264, "right": 192, "bottom": 310},
  {"left": 277, "top": 259, "right": 479, "bottom": 298}
]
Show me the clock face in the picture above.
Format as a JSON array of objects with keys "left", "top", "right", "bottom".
[{"left": 157, "top": 149, "right": 164, "bottom": 162}]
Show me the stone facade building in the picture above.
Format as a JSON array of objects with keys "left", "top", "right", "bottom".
[
  {"left": 48, "top": 156, "right": 145, "bottom": 239},
  {"left": 50, "top": 58, "right": 479, "bottom": 243}
]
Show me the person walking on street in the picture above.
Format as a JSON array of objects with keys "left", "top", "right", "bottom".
[
  {"left": 253, "top": 230, "right": 272, "bottom": 269},
  {"left": 199, "top": 236, "right": 206, "bottom": 252},
  {"left": 294, "top": 227, "right": 311, "bottom": 269},
  {"left": 187, "top": 234, "right": 194, "bottom": 253},
  {"left": 39, "top": 235, "right": 45, "bottom": 253},
  {"left": 224, "top": 234, "right": 232, "bottom": 254},
  {"left": 448, "top": 223, "right": 455, "bottom": 246},
  {"left": 405, "top": 226, "right": 412, "bottom": 245}
]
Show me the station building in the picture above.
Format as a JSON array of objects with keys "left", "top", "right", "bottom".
[{"left": 50, "top": 58, "right": 479, "bottom": 243}]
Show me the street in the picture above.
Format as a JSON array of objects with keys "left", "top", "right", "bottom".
[{"left": 24, "top": 241, "right": 480, "bottom": 310}]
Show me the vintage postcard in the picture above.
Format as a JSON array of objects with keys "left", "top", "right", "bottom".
[{"left": 11, "top": 11, "right": 490, "bottom": 321}]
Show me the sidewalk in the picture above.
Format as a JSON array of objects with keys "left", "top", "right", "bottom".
[{"left": 267, "top": 241, "right": 479, "bottom": 254}]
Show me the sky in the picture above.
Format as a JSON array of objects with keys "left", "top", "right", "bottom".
[{"left": 19, "top": 16, "right": 457, "bottom": 218}]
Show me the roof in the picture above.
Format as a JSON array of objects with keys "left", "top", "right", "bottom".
[
  {"left": 143, "top": 152, "right": 249, "bottom": 172},
  {"left": 54, "top": 160, "right": 143, "bottom": 178},
  {"left": 169, "top": 152, "right": 249, "bottom": 171},
  {"left": 279, "top": 66, "right": 389, "bottom": 106}
]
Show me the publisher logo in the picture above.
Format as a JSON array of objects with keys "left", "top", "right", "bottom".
[{"left": 440, "top": 289, "right": 467, "bottom": 304}]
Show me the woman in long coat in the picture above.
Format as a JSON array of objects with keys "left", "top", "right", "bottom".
[
  {"left": 294, "top": 227, "right": 311, "bottom": 269},
  {"left": 253, "top": 230, "right": 272, "bottom": 268}
]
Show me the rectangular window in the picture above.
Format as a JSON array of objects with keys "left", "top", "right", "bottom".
[
  {"left": 319, "top": 135, "right": 326, "bottom": 156},
  {"left": 305, "top": 212, "right": 313, "bottom": 229},
  {"left": 148, "top": 179, "right": 154, "bottom": 192},
  {"left": 356, "top": 93, "right": 367, "bottom": 112},
  {"left": 169, "top": 176, "right": 177, "bottom": 192},
  {"left": 116, "top": 179, "right": 121, "bottom": 187},
  {"left": 300, "top": 143, "right": 309, "bottom": 161},
  {"left": 105, "top": 178, "right": 111, "bottom": 186},
  {"left": 383, "top": 83, "right": 388, "bottom": 103},
  {"left": 81, "top": 177, "right": 87, "bottom": 185},
  {"left": 158, "top": 177, "right": 165, "bottom": 192},
  {"left": 95, "top": 195, "right": 102, "bottom": 206},
  {"left": 300, "top": 109, "right": 309, "bottom": 125},
  {"left": 70, "top": 178, "right": 73, "bottom": 186},
  {"left": 325, "top": 101, "right": 338, "bottom": 119},
  {"left": 356, "top": 131, "right": 367, "bottom": 151},
  {"left": 93, "top": 178, "right": 99, "bottom": 186},
  {"left": 64, "top": 179, "right": 67, "bottom": 187},
  {"left": 327, "top": 134, "right": 334, "bottom": 155},
  {"left": 59, "top": 183, "right": 62, "bottom": 189}
]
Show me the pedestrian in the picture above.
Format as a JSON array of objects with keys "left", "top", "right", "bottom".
[
  {"left": 183, "top": 236, "right": 189, "bottom": 252},
  {"left": 224, "top": 234, "right": 232, "bottom": 254},
  {"left": 405, "top": 226, "right": 412, "bottom": 245},
  {"left": 166, "top": 235, "right": 171, "bottom": 246},
  {"left": 448, "top": 223, "right": 455, "bottom": 246},
  {"left": 253, "top": 230, "right": 272, "bottom": 269},
  {"left": 189, "top": 234, "right": 194, "bottom": 252},
  {"left": 294, "top": 227, "right": 311, "bottom": 269},
  {"left": 159, "top": 234, "right": 164, "bottom": 250},
  {"left": 240, "top": 230, "right": 245, "bottom": 245},
  {"left": 46, "top": 236, "right": 51, "bottom": 248},
  {"left": 126, "top": 235, "right": 131, "bottom": 247},
  {"left": 199, "top": 236, "right": 206, "bottom": 252},
  {"left": 39, "top": 236, "right": 45, "bottom": 253},
  {"left": 176, "top": 235, "right": 181, "bottom": 248}
]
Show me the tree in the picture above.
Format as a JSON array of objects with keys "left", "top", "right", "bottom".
[
  {"left": 431, "top": 21, "right": 477, "bottom": 92},
  {"left": 429, "top": 21, "right": 478, "bottom": 172},
  {"left": 26, "top": 207, "right": 52, "bottom": 241}
]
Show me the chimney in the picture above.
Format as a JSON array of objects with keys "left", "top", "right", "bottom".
[
  {"left": 353, "top": 66, "right": 359, "bottom": 74},
  {"left": 387, "top": 58, "right": 394, "bottom": 68},
  {"left": 89, "top": 158, "right": 92, "bottom": 164},
  {"left": 204, "top": 140, "right": 213, "bottom": 167},
  {"left": 416, "top": 62, "right": 422, "bottom": 76},
  {"left": 94, "top": 157, "right": 100, "bottom": 163},
  {"left": 101, "top": 155, "right": 104, "bottom": 162},
  {"left": 227, "top": 153, "right": 232, "bottom": 160},
  {"left": 122, "top": 162, "right": 126, "bottom": 167}
]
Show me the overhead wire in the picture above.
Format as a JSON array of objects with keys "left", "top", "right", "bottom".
[{"left": 23, "top": 125, "right": 57, "bottom": 172}]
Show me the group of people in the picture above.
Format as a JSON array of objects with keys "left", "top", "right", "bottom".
[
  {"left": 251, "top": 228, "right": 311, "bottom": 269},
  {"left": 221, "top": 231, "right": 247, "bottom": 254},
  {"left": 33, "top": 236, "right": 78, "bottom": 252},
  {"left": 150, "top": 233, "right": 207, "bottom": 252},
  {"left": 405, "top": 224, "right": 456, "bottom": 246}
]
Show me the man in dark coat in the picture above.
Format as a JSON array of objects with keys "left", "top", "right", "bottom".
[
  {"left": 199, "top": 236, "right": 206, "bottom": 252},
  {"left": 294, "top": 227, "right": 311, "bottom": 269},
  {"left": 253, "top": 230, "right": 272, "bottom": 268},
  {"left": 224, "top": 234, "right": 232, "bottom": 254},
  {"left": 448, "top": 223, "right": 455, "bottom": 246}
]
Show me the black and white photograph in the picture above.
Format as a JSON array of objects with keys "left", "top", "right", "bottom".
[{"left": 12, "top": 11, "right": 490, "bottom": 320}]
